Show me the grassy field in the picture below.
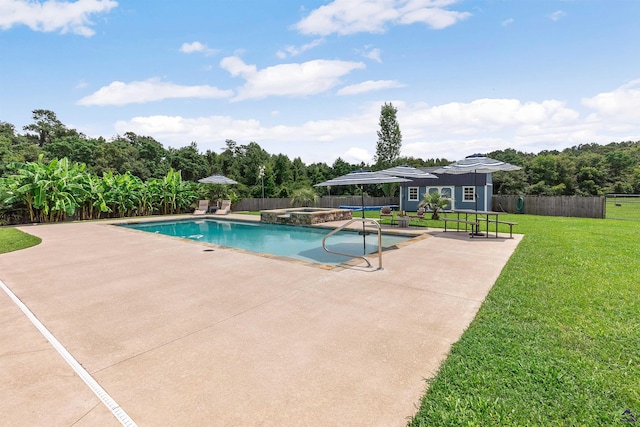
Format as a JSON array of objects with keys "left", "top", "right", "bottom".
[
  {"left": 606, "top": 196, "right": 640, "bottom": 221},
  {"left": 0, "top": 227, "right": 41, "bottom": 254},
  {"left": 409, "top": 214, "right": 640, "bottom": 426}
]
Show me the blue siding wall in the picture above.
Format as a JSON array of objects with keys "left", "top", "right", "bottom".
[{"left": 399, "top": 172, "right": 493, "bottom": 212}]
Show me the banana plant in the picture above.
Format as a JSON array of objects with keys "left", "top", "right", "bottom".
[
  {"left": 77, "top": 173, "right": 108, "bottom": 219},
  {"left": 2, "top": 155, "right": 85, "bottom": 222},
  {"left": 102, "top": 171, "right": 143, "bottom": 217}
]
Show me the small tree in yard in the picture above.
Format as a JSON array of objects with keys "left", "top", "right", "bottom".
[
  {"left": 419, "top": 192, "right": 450, "bottom": 220},
  {"left": 374, "top": 102, "right": 402, "bottom": 169}
]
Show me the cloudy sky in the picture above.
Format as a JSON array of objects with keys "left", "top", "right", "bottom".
[{"left": 1, "top": 0, "right": 639, "bottom": 165}]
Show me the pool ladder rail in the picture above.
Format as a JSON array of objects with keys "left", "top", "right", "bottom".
[{"left": 321, "top": 218, "right": 383, "bottom": 270}]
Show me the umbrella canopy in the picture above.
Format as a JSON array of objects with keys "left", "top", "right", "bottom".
[
  {"left": 432, "top": 156, "right": 521, "bottom": 175},
  {"left": 315, "top": 170, "right": 411, "bottom": 253},
  {"left": 315, "top": 170, "right": 411, "bottom": 188},
  {"left": 198, "top": 174, "right": 238, "bottom": 185},
  {"left": 433, "top": 155, "right": 521, "bottom": 212},
  {"left": 379, "top": 165, "right": 439, "bottom": 179},
  {"left": 315, "top": 170, "right": 410, "bottom": 218},
  {"left": 379, "top": 165, "right": 438, "bottom": 212}
]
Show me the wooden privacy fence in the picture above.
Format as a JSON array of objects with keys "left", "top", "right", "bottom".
[
  {"left": 493, "top": 195, "right": 605, "bottom": 219},
  {"left": 233, "top": 196, "right": 399, "bottom": 212}
]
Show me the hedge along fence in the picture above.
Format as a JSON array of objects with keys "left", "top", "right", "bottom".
[
  {"left": 233, "top": 196, "right": 399, "bottom": 212},
  {"left": 493, "top": 195, "right": 606, "bottom": 219}
]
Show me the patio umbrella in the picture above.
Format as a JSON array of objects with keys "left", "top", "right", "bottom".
[
  {"left": 198, "top": 174, "right": 238, "bottom": 185},
  {"left": 315, "top": 170, "right": 411, "bottom": 253},
  {"left": 433, "top": 155, "right": 521, "bottom": 212},
  {"left": 379, "top": 165, "right": 438, "bottom": 212},
  {"left": 198, "top": 174, "right": 238, "bottom": 210},
  {"left": 314, "top": 170, "right": 411, "bottom": 217}
]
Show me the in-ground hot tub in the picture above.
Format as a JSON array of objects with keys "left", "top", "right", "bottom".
[{"left": 260, "top": 207, "right": 352, "bottom": 225}]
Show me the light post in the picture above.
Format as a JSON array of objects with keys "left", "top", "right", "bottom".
[{"left": 258, "top": 165, "right": 265, "bottom": 209}]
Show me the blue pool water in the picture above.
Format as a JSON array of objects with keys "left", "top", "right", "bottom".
[{"left": 119, "top": 219, "right": 410, "bottom": 265}]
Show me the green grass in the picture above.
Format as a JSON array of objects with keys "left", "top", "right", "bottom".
[
  {"left": 606, "top": 197, "right": 640, "bottom": 221},
  {"left": 0, "top": 228, "right": 42, "bottom": 254},
  {"left": 409, "top": 214, "right": 640, "bottom": 426}
]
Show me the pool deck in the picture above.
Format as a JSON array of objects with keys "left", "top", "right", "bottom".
[{"left": 0, "top": 214, "right": 522, "bottom": 426}]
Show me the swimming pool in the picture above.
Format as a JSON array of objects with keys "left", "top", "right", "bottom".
[{"left": 119, "top": 219, "right": 411, "bottom": 265}]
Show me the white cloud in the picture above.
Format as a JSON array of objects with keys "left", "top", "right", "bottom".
[
  {"left": 295, "top": 0, "right": 470, "bottom": 36},
  {"left": 363, "top": 47, "right": 382, "bottom": 63},
  {"left": 337, "top": 80, "right": 405, "bottom": 95},
  {"left": 0, "top": 0, "right": 117, "bottom": 36},
  {"left": 343, "top": 147, "right": 372, "bottom": 163},
  {"left": 402, "top": 98, "right": 580, "bottom": 137},
  {"left": 180, "top": 41, "right": 218, "bottom": 56},
  {"left": 114, "top": 97, "right": 584, "bottom": 163},
  {"left": 501, "top": 18, "right": 514, "bottom": 27},
  {"left": 397, "top": 5, "right": 471, "bottom": 29},
  {"left": 115, "top": 110, "right": 378, "bottom": 162},
  {"left": 115, "top": 115, "right": 263, "bottom": 143},
  {"left": 549, "top": 10, "right": 566, "bottom": 21},
  {"left": 582, "top": 79, "right": 640, "bottom": 125},
  {"left": 74, "top": 79, "right": 88, "bottom": 90},
  {"left": 111, "top": 81, "right": 640, "bottom": 164},
  {"left": 220, "top": 56, "right": 366, "bottom": 101},
  {"left": 276, "top": 38, "right": 324, "bottom": 58},
  {"left": 77, "top": 78, "right": 233, "bottom": 106}
]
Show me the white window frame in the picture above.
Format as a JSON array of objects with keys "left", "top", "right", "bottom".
[
  {"left": 463, "top": 186, "right": 475, "bottom": 202},
  {"left": 408, "top": 187, "right": 419, "bottom": 201},
  {"left": 426, "top": 186, "right": 454, "bottom": 210}
]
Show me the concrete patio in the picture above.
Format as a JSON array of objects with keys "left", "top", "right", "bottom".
[{"left": 0, "top": 215, "right": 521, "bottom": 426}]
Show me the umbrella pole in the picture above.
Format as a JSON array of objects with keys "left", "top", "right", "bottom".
[
  {"left": 361, "top": 185, "right": 365, "bottom": 219},
  {"left": 475, "top": 170, "right": 478, "bottom": 212},
  {"left": 361, "top": 185, "right": 366, "bottom": 254}
]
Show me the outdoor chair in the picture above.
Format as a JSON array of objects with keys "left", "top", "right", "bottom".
[
  {"left": 214, "top": 199, "right": 231, "bottom": 215},
  {"left": 380, "top": 206, "right": 394, "bottom": 225},
  {"left": 193, "top": 200, "right": 209, "bottom": 215},
  {"left": 408, "top": 207, "right": 426, "bottom": 225},
  {"left": 410, "top": 207, "right": 425, "bottom": 219}
]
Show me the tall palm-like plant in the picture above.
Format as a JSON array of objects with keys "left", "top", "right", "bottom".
[
  {"left": 290, "top": 188, "right": 318, "bottom": 207},
  {"left": 419, "top": 191, "right": 451, "bottom": 220}
]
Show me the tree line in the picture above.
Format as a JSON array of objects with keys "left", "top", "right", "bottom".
[{"left": 2, "top": 109, "right": 640, "bottom": 224}]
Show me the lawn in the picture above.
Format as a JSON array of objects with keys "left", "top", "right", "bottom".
[
  {"left": 606, "top": 196, "right": 640, "bottom": 221},
  {"left": 0, "top": 227, "right": 41, "bottom": 254},
  {"left": 409, "top": 214, "right": 640, "bottom": 426}
]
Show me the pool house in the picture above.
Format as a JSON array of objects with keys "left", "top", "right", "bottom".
[{"left": 399, "top": 168, "right": 494, "bottom": 212}]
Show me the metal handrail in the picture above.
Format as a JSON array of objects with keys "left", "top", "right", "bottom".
[{"left": 321, "top": 218, "right": 383, "bottom": 270}]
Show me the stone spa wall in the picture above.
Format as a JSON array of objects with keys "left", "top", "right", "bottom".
[{"left": 260, "top": 208, "right": 353, "bottom": 225}]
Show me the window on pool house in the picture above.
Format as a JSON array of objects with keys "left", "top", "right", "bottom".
[
  {"left": 408, "top": 187, "right": 419, "bottom": 201},
  {"left": 463, "top": 186, "right": 475, "bottom": 202}
]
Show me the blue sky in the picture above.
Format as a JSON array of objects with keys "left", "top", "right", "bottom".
[{"left": 1, "top": 0, "right": 639, "bottom": 165}]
